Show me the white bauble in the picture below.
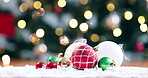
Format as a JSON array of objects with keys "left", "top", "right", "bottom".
[
  {"left": 64, "top": 38, "right": 87, "bottom": 58},
  {"left": 95, "top": 41, "right": 124, "bottom": 66}
]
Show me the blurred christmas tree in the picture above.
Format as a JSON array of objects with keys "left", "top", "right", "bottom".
[{"left": 0, "top": 0, "right": 148, "bottom": 59}]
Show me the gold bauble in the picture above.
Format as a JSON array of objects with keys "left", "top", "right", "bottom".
[{"left": 58, "top": 57, "right": 72, "bottom": 68}]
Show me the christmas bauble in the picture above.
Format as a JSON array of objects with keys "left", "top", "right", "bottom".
[
  {"left": 71, "top": 45, "right": 98, "bottom": 70},
  {"left": 46, "top": 56, "right": 59, "bottom": 63},
  {"left": 98, "top": 57, "right": 115, "bottom": 71},
  {"left": 134, "top": 42, "right": 144, "bottom": 52},
  {"left": 58, "top": 57, "right": 71, "bottom": 68},
  {"left": 95, "top": 41, "right": 123, "bottom": 66},
  {"left": 35, "top": 62, "right": 45, "bottom": 69},
  {"left": 64, "top": 38, "right": 87, "bottom": 59},
  {"left": 46, "top": 62, "right": 57, "bottom": 69}
]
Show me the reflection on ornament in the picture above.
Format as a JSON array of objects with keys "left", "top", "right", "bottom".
[
  {"left": 34, "top": 8, "right": 45, "bottom": 16},
  {"left": 35, "top": 62, "right": 45, "bottom": 69},
  {"left": 46, "top": 56, "right": 59, "bottom": 63},
  {"left": 46, "top": 62, "right": 57, "bottom": 69},
  {"left": 58, "top": 57, "right": 71, "bottom": 68},
  {"left": 59, "top": 36, "right": 69, "bottom": 46},
  {"left": 71, "top": 45, "right": 98, "bottom": 70},
  {"left": 64, "top": 38, "right": 87, "bottom": 59},
  {"left": 98, "top": 57, "right": 115, "bottom": 71},
  {"left": 95, "top": 41, "right": 123, "bottom": 67},
  {"left": 58, "top": 53, "right": 63, "bottom": 58}
]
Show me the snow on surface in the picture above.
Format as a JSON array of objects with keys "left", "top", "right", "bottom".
[{"left": 0, "top": 65, "right": 148, "bottom": 77}]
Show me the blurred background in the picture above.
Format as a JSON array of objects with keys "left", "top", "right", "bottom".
[{"left": 0, "top": 0, "right": 148, "bottom": 66}]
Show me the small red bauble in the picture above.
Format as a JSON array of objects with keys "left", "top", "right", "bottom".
[
  {"left": 46, "top": 62, "right": 57, "bottom": 69},
  {"left": 35, "top": 62, "right": 45, "bottom": 69},
  {"left": 71, "top": 45, "right": 98, "bottom": 70}
]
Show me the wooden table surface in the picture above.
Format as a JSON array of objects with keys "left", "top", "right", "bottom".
[{"left": 0, "top": 59, "right": 148, "bottom": 67}]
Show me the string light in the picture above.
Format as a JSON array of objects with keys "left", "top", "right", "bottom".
[
  {"left": 2, "top": 54, "right": 10, "bottom": 67},
  {"left": 138, "top": 16, "right": 145, "bottom": 24},
  {"left": 107, "top": 3, "right": 115, "bottom": 11},
  {"left": 19, "top": 3, "right": 28, "bottom": 12},
  {"left": 124, "top": 11, "right": 133, "bottom": 20},
  {"left": 140, "top": 24, "right": 148, "bottom": 32},
  {"left": 113, "top": 28, "right": 122, "bottom": 37},
  {"left": 69, "top": 19, "right": 78, "bottom": 28},
  {"left": 17, "top": 20, "right": 26, "bottom": 29},
  {"left": 36, "top": 28, "right": 45, "bottom": 38},
  {"left": 55, "top": 28, "right": 63, "bottom": 36},
  {"left": 79, "top": 23, "right": 89, "bottom": 33},
  {"left": 84, "top": 10, "right": 93, "bottom": 19},
  {"left": 33, "top": 1, "right": 42, "bottom": 9},
  {"left": 90, "top": 34, "right": 99, "bottom": 42},
  {"left": 80, "top": 0, "right": 88, "bottom": 5},
  {"left": 58, "top": 0, "right": 66, "bottom": 8}
]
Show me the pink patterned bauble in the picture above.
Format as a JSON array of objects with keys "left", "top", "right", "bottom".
[{"left": 71, "top": 45, "right": 98, "bottom": 70}]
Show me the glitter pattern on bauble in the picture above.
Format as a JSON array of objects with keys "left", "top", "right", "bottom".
[{"left": 71, "top": 45, "right": 98, "bottom": 70}]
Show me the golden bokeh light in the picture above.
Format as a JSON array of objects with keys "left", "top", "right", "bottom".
[
  {"left": 80, "top": 0, "right": 88, "bottom": 5},
  {"left": 90, "top": 34, "right": 100, "bottom": 42},
  {"left": 113, "top": 28, "right": 122, "bottom": 37},
  {"left": 33, "top": 1, "right": 42, "bottom": 9},
  {"left": 140, "top": 24, "right": 148, "bottom": 32},
  {"left": 79, "top": 23, "right": 89, "bottom": 33},
  {"left": 124, "top": 11, "right": 133, "bottom": 20},
  {"left": 59, "top": 36, "right": 69, "bottom": 46},
  {"left": 29, "top": 33, "right": 40, "bottom": 45},
  {"left": 107, "top": 3, "right": 115, "bottom": 11},
  {"left": 84, "top": 10, "right": 93, "bottom": 19},
  {"left": 58, "top": 0, "right": 66, "bottom": 8},
  {"left": 19, "top": 3, "right": 28, "bottom": 12},
  {"left": 36, "top": 28, "right": 45, "bottom": 38},
  {"left": 45, "top": 5, "right": 53, "bottom": 11},
  {"left": 34, "top": 8, "right": 45, "bottom": 16},
  {"left": 138, "top": 16, "right": 145, "bottom": 24},
  {"left": 38, "top": 44, "right": 47, "bottom": 53},
  {"left": 69, "top": 19, "right": 78, "bottom": 28},
  {"left": 17, "top": 20, "right": 26, "bottom": 29},
  {"left": 2, "top": 54, "right": 10, "bottom": 67},
  {"left": 55, "top": 28, "right": 63, "bottom": 36}
]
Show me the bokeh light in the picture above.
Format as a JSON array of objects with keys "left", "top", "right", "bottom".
[
  {"left": 138, "top": 16, "right": 145, "bottom": 24},
  {"left": 38, "top": 44, "right": 47, "bottom": 53},
  {"left": 17, "top": 20, "right": 26, "bottom": 29},
  {"left": 69, "top": 19, "right": 78, "bottom": 28},
  {"left": 55, "top": 28, "right": 63, "bottom": 36},
  {"left": 140, "top": 24, "right": 148, "bottom": 32},
  {"left": 107, "top": 3, "right": 115, "bottom": 11},
  {"left": 124, "top": 11, "right": 133, "bottom": 20},
  {"left": 34, "top": 8, "right": 45, "bottom": 16},
  {"left": 29, "top": 33, "right": 40, "bottom": 45},
  {"left": 84, "top": 10, "right": 93, "bottom": 19},
  {"left": 33, "top": 1, "right": 42, "bottom": 9},
  {"left": 2, "top": 54, "right": 10, "bottom": 67},
  {"left": 90, "top": 34, "right": 99, "bottom": 42},
  {"left": 36, "top": 28, "right": 45, "bottom": 38},
  {"left": 59, "top": 36, "right": 69, "bottom": 46},
  {"left": 0, "top": 47, "right": 5, "bottom": 54},
  {"left": 19, "top": 3, "right": 28, "bottom": 12},
  {"left": 58, "top": 0, "right": 66, "bottom": 8},
  {"left": 80, "top": 0, "right": 88, "bottom": 5},
  {"left": 79, "top": 23, "right": 89, "bottom": 33},
  {"left": 3, "top": 0, "right": 10, "bottom": 3},
  {"left": 45, "top": 5, "right": 53, "bottom": 11},
  {"left": 113, "top": 28, "right": 122, "bottom": 37}
]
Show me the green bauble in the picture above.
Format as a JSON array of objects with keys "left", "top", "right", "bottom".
[
  {"left": 46, "top": 56, "right": 59, "bottom": 63},
  {"left": 98, "top": 57, "right": 115, "bottom": 71}
]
